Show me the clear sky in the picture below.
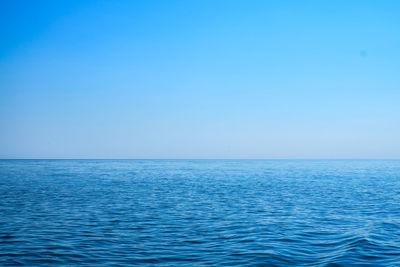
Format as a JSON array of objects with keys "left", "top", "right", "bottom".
[{"left": 0, "top": 0, "right": 399, "bottom": 159}]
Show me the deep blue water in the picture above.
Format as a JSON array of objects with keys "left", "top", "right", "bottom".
[{"left": 1, "top": 160, "right": 400, "bottom": 266}]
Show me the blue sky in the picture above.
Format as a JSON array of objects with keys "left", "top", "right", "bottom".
[{"left": 0, "top": 0, "right": 399, "bottom": 158}]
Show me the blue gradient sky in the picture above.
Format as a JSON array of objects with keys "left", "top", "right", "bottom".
[{"left": 1, "top": 0, "right": 399, "bottom": 159}]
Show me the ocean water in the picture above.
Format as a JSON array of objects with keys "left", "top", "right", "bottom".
[{"left": 1, "top": 160, "right": 400, "bottom": 266}]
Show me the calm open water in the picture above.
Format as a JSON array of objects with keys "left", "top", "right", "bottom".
[{"left": 1, "top": 159, "right": 400, "bottom": 266}]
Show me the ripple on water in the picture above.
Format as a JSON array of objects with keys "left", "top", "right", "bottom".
[{"left": 1, "top": 159, "right": 400, "bottom": 265}]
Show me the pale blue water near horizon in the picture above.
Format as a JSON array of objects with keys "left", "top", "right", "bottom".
[{"left": 1, "top": 159, "right": 400, "bottom": 266}]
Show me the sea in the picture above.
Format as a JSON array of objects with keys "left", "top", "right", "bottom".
[{"left": 1, "top": 159, "right": 400, "bottom": 266}]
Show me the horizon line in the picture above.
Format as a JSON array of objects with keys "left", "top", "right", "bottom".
[{"left": 1, "top": 158, "right": 399, "bottom": 160}]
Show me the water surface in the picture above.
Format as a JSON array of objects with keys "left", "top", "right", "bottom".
[{"left": 1, "top": 160, "right": 400, "bottom": 265}]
